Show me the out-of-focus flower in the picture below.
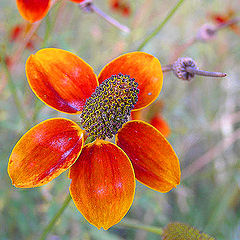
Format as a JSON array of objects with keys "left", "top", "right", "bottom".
[
  {"left": 209, "top": 8, "right": 240, "bottom": 35},
  {"left": 150, "top": 114, "right": 170, "bottom": 138},
  {"left": 131, "top": 100, "right": 171, "bottom": 138},
  {"left": 9, "top": 24, "right": 35, "bottom": 50},
  {"left": 16, "top": 0, "right": 85, "bottom": 23},
  {"left": 8, "top": 48, "right": 180, "bottom": 229},
  {"left": 109, "top": 0, "right": 131, "bottom": 17}
]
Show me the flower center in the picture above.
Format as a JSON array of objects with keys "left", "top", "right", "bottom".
[{"left": 80, "top": 73, "right": 139, "bottom": 140}]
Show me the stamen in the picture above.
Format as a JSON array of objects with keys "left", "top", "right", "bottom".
[{"left": 80, "top": 73, "right": 139, "bottom": 140}]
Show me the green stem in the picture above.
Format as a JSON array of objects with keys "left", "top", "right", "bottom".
[
  {"left": 137, "top": 0, "right": 185, "bottom": 51},
  {"left": 32, "top": 100, "right": 44, "bottom": 123},
  {"left": 38, "top": 193, "right": 72, "bottom": 240},
  {"left": 1, "top": 58, "right": 29, "bottom": 128},
  {"left": 41, "top": 14, "right": 52, "bottom": 48},
  {"left": 118, "top": 220, "right": 163, "bottom": 235}
]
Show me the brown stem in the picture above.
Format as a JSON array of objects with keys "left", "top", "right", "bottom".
[{"left": 185, "top": 66, "right": 227, "bottom": 78}]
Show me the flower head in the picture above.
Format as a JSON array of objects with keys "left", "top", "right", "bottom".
[
  {"left": 109, "top": 0, "right": 131, "bottom": 17},
  {"left": 8, "top": 48, "right": 181, "bottom": 229},
  {"left": 16, "top": 0, "right": 85, "bottom": 23}
]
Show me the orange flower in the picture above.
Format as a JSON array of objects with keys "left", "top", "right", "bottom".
[
  {"left": 150, "top": 114, "right": 171, "bottom": 138},
  {"left": 16, "top": 0, "right": 85, "bottom": 23},
  {"left": 209, "top": 9, "right": 240, "bottom": 35},
  {"left": 131, "top": 101, "right": 171, "bottom": 138},
  {"left": 8, "top": 48, "right": 181, "bottom": 229},
  {"left": 109, "top": 0, "right": 131, "bottom": 17}
]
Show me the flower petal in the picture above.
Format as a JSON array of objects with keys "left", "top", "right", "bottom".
[
  {"left": 16, "top": 0, "right": 50, "bottom": 23},
  {"left": 116, "top": 120, "right": 180, "bottom": 192},
  {"left": 8, "top": 118, "right": 84, "bottom": 188},
  {"left": 69, "top": 139, "right": 135, "bottom": 230},
  {"left": 26, "top": 48, "right": 98, "bottom": 114},
  {"left": 130, "top": 109, "right": 143, "bottom": 120},
  {"left": 150, "top": 115, "right": 171, "bottom": 138},
  {"left": 69, "top": 0, "right": 85, "bottom": 2},
  {"left": 98, "top": 52, "right": 163, "bottom": 110}
]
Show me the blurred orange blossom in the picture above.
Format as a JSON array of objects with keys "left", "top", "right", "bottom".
[{"left": 16, "top": 0, "right": 85, "bottom": 23}]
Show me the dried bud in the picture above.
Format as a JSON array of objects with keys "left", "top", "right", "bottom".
[
  {"left": 172, "top": 57, "right": 198, "bottom": 81},
  {"left": 196, "top": 23, "right": 216, "bottom": 41},
  {"left": 79, "top": 0, "right": 93, "bottom": 12}
]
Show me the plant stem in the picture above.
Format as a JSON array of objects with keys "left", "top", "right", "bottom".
[
  {"left": 118, "top": 220, "right": 163, "bottom": 235},
  {"left": 137, "top": 0, "right": 185, "bottom": 51},
  {"left": 1, "top": 59, "right": 29, "bottom": 128},
  {"left": 38, "top": 193, "right": 72, "bottom": 240},
  {"left": 186, "top": 66, "right": 227, "bottom": 78},
  {"left": 91, "top": 4, "right": 130, "bottom": 33}
]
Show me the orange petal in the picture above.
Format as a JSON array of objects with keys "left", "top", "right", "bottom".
[
  {"left": 16, "top": 0, "right": 50, "bottom": 23},
  {"left": 98, "top": 52, "right": 163, "bottom": 110},
  {"left": 150, "top": 115, "right": 171, "bottom": 138},
  {"left": 8, "top": 118, "right": 84, "bottom": 188},
  {"left": 26, "top": 48, "right": 98, "bottom": 114},
  {"left": 130, "top": 108, "right": 144, "bottom": 121},
  {"left": 116, "top": 120, "right": 180, "bottom": 192},
  {"left": 69, "top": 139, "right": 135, "bottom": 230},
  {"left": 69, "top": 0, "right": 84, "bottom": 2}
]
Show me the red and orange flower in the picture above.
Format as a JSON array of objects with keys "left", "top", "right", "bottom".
[
  {"left": 8, "top": 48, "right": 181, "bottom": 229},
  {"left": 109, "top": 0, "right": 131, "bottom": 17},
  {"left": 209, "top": 8, "right": 240, "bottom": 35},
  {"left": 16, "top": 0, "right": 85, "bottom": 23}
]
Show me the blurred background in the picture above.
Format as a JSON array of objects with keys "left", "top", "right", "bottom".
[{"left": 0, "top": 0, "right": 240, "bottom": 239}]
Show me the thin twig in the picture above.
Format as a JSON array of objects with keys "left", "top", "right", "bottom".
[
  {"left": 79, "top": 1, "right": 130, "bottom": 33},
  {"left": 38, "top": 194, "right": 72, "bottom": 240},
  {"left": 185, "top": 66, "right": 227, "bottom": 78},
  {"left": 162, "top": 64, "right": 172, "bottom": 72},
  {"left": 1, "top": 58, "right": 30, "bottom": 128},
  {"left": 91, "top": 4, "right": 130, "bottom": 33},
  {"left": 137, "top": 0, "right": 185, "bottom": 51},
  {"left": 161, "top": 59, "right": 227, "bottom": 79},
  {"left": 118, "top": 220, "right": 163, "bottom": 235}
]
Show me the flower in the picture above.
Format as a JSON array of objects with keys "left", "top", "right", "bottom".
[
  {"left": 109, "top": 0, "right": 131, "bottom": 17},
  {"left": 150, "top": 114, "right": 171, "bottom": 138},
  {"left": 209, "top": 8, "right": 240, "bottom": 35},
  {"left": 16, "top": 0, "right": 85, "bottom": 23},
  {"left": 8, "top": 48, "right": 181, "bottom": 230},
  {"left": 131, "top": 100, "right": 171, "bottom": 138},
  {"left": 9, "top": 23, "right": 35, "bottom": 50}
]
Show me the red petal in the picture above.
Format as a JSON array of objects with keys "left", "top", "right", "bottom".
[
  {"left": 150, "top": 115, "right": 171, "bottom": 138},
  {"left": 130, "top": 109, "right": 143, "bottom": 121},
  {"left": 116, "top": 120, "right": 180, "bottom": 192},
  {"left": 98, "top": 52, "right": 163, "bottom": 110},
  {"left": 26, "top": 48, "right": 98, "bottom": 114},
  {"left": 69, "top": 0, "right": 85, "bottom": 2},
  {"left": 69, "top": 139, "right": 135, "bottom": 230},
  {"left": 16, "top": 0, "right": 50, "bottom": 23},
  {"left": 8, "top": 118, "right": 84, "bottom": 188}
]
